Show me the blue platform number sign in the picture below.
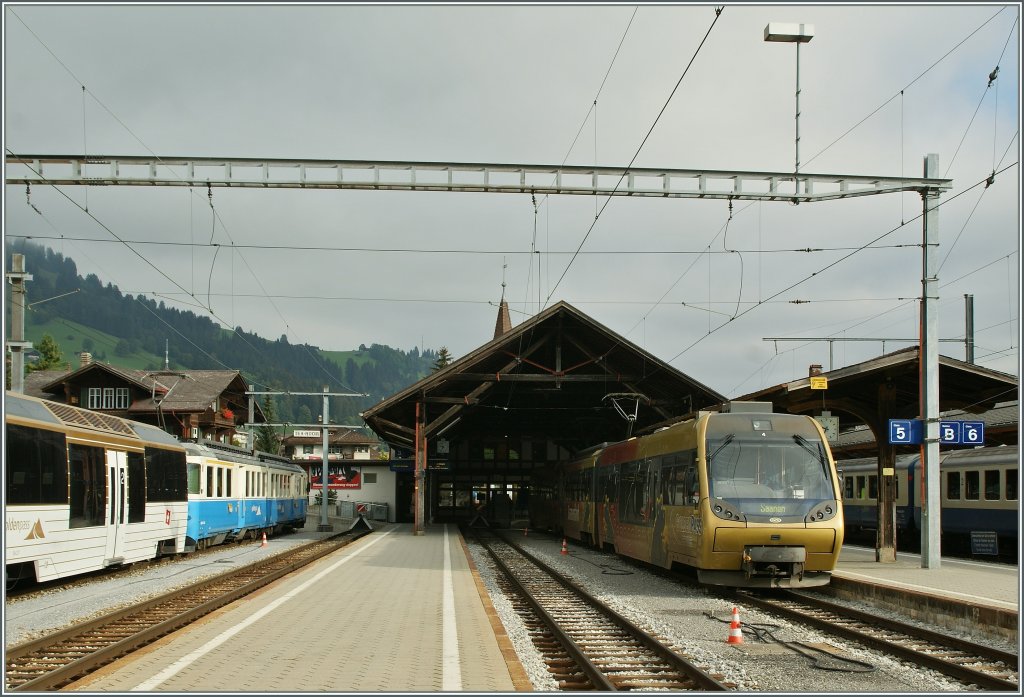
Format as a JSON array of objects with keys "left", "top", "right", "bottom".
[
  {"left": 939, "top": 421, "right": 963, "bottom": 444},
  {"left": 962, "top": 421, "right": 985, "bottom": 445},
  {"left": 888, "top": 419, "right": 922, "bottom": 445}
]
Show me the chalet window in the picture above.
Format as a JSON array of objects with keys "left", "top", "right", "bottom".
[
  {"left": 103, "top": 388, "right": 115, "bottom": 409},
  {"left": 303, "top": 445, "right": 314, "bottom": 455},
  {"left": 115, "top": 387, "right": 130, "bottom": 409},
  {"left": 88, "top": 387, "right": 102, "bottom": 409}
]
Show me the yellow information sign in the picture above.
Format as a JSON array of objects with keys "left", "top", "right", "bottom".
[{"left": 809, "top": 376, "right": 828, "bottom": 390}]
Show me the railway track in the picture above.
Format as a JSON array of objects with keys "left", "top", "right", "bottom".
[
  {"left": 4, "top": 530, "right": 369, "bottom": 692},
  {"left": 469, "top": 529, "right": 727, "bottom": 691},
  {"left": 738, "top": 590, "right": 1019, "bottom": 691}
]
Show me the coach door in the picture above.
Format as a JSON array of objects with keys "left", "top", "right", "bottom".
[{"left": 105, "top": 449, "right": 128, "bottom": 565}]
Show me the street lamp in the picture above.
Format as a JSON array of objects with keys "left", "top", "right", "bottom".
[{"left": 764, "top": 23, "right": 814, "bottom": 190}]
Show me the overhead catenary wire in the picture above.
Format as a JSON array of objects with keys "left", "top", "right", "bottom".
[
  {"left": 7, "top": 8, "right": 359, "bottom": 396},
  {"left": 4, "top": 233, "right": 926, "bottom": 256},
  {"left": 665, "top": 163, "right": 1019, "bottom": 366},
  {"left": 6, "top": 153, "right": 346, "bottom": 396},
  {"left": 545, "top": 6, "right": 725, "bottom": 307},
  {"left": 802, "top": 6, "right": 1009, "bottom": 171}
]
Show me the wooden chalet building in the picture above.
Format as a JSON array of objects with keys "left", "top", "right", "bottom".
[{"left": 26, "top": 357, "right": 261, "bottom": 444}]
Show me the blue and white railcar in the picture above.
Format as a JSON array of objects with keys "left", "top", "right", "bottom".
[
  {"left": 838, "top": 445, "right": 1018, "bottom": 548},
  {"left": 184, "top": 441, "right": 308, "bottom": 551},
  {"left": 5, "top": 392, "right": 189, "bottom": 583}
]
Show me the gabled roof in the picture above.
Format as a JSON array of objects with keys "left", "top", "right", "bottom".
[
  {"left": 23, "top": 368, "right": 72, "bottom": 400},
  {"left": 39, "top": 363, "right": 258, "bottom": 417},
  {"left": 362, "top": 301, "right": 726, "bottom": 453}
]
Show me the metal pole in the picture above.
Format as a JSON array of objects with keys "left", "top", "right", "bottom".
[
  {"left": 795, "top": 41, "right": 802, "bottom": 185},
  {"left": 318, "top": 385, "right": 333, "bottom": 532},
  {"left": 414, "top": 401, "right": 426, "bottom": 535},
  {"left": 248, "top": 386, "right": 256, "bottom": 453},
  {"left": 920, "top": 154, "right": 941, "bottom": 568},
  {"left": 964, "top": 294, "right": 975, "bottom": 364},
  {"left": 7, "top": 254, "right": 31, "bottom": 394}
]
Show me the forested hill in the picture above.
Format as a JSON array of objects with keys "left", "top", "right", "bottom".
[{"left": 7, "top": 239, "right": 437, "bottom": 424}]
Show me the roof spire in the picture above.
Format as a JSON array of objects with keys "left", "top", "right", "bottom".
[{"left": 494, "top": 258, "right": 512, "bottom": 339}]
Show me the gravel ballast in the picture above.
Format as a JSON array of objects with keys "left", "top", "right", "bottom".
[{"left": 466, "top": 532, "right": 1004, "bottom": 692}]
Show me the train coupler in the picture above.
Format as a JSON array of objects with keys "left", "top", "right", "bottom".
[{"left": 742, "top": 545, "right": 806, "bottom": 580}]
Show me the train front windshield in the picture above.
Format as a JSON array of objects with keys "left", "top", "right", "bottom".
[{"left": 705, "top": 415, "right": 836, "bottom": 520}]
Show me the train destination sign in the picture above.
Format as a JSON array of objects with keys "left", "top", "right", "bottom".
[{"left": 887, "top": 419, "right": 984, "bottom": 445}]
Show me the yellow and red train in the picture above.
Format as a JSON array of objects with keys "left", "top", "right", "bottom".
[{"left": 536, "top": 402, "right": 844, "bottom": 588}]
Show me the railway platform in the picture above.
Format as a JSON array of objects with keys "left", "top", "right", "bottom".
[
  {"left": 69, "top": 522, "right": 530, "bottom": 692},
  {"left": 829, "top": 545, "right": 1018, "bottom": 640}
]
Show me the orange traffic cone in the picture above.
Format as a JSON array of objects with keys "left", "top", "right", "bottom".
[
  {"left": 261, "top": 532, "right": 268, "bottom": 548},
  {"left": 560, "top": 538, "right": 569, "bottom": 555},
  {"left": 726, "top": 606, "right": 743, "bottom": 644}
]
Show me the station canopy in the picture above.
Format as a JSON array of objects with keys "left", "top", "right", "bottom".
[
  {"left": 737, "top": 346, "right": 1018, "bottom": 457},
  {"left": 361, "top": 301, "right": 726, "bottom": 454}
]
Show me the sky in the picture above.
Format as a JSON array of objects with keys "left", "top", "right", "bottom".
[{"left": 3, "top": 3, "right": 1020, "bottom": 400}]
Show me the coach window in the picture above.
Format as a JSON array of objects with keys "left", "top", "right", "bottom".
[
  {"left": 867, "top": 475, "right": 878, "bottom": 499},
  {"left": 6, "top": 424, "right": 68, "bottom": 505},
  {"left": 843, "top": 476, "right": 854, "bottom": 500},
  {"left": 188, "top": 463, "right": 201, "bottom": 495},
  {"left": 965, "top": 470, "right": 980, "bottom": 500},
  {"left": 1007, "top": 469, "right": 1018, "bottom": 501},
  {"left": 855, "top": 475, "right": 866, "bottom": 499},
  {"left": 127, "top": 451, "right": 146, "bottom": 523},
  {"left": 946, "top": 471, "right": 961, "bottom": 500},
  {"left": 225, "top": 468, "right": 232, "bottom": 498},
  {"left": 207, "top": 466, "right": 215, "bottom": 497},
  {"left": 69, "top": 444, "right": 106, "bottom": 528},
  {"left": 984, "top": 470, "right": 1000, "bottom": 500},
  {"left": 145, "top": 448, "right": 187, "bottom": 501}
]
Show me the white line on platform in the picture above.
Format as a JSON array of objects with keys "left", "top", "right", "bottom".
[
  {"left": 131, "top": 530, "right": 394, "bottom": 692},
  {"left": 442, "top": 524, "right": 463, "bottom": 691}
]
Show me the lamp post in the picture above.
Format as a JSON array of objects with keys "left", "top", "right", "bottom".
[{"left": 764, "top": 23, "right": 814, "bottom": 191}]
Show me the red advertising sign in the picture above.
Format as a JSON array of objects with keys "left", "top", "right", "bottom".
[{"left": 310, "top": 464, "right": 362, "bottom": 490}]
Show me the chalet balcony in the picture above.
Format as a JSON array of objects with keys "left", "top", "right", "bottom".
[{"left": 197, "top": 407, "right": 236, "bottom": 429}]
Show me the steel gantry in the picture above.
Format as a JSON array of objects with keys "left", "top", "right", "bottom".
[
  {"left": 6, "top": 154, "right": 950, "bottom": 203},
  {"left": 5, "top": 153, "right": 952, "bottom": 563}
]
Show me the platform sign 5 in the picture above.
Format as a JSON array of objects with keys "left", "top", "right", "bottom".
[{"left": 888, "top": 419, "right": 922, "bottom": 444}]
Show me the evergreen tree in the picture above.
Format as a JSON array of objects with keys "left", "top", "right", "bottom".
[
  {"left": 28, "top": 334, "right": 63, "bottom": 372},
  {"left": 432, "top": 346, "right": 453, "bottom": 372},
  {"left": 255, "top": 394, "right": 282, "bottom": 454}
]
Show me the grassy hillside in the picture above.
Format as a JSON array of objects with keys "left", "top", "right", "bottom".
[
  {"left": 24, "top": 318, "right": 394, "bottom": 377},
  {"left": 23, "top": 316, "right": 163, "bottom": 371}
]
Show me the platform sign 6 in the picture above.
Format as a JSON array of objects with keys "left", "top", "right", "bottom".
[
  {"left": 888, "top": 419, "right": 922, "bottom": 445},
  {"left": 962, "top": 421, "right": 985, "bottom": 444}
]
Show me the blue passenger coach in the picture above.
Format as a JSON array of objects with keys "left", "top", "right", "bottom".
[
  {"left": 839, "top": 446, "right": 1018, "bottom": 553},
  {"left": 183, "top": 441, "right": 308, "bottom": 551}
]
